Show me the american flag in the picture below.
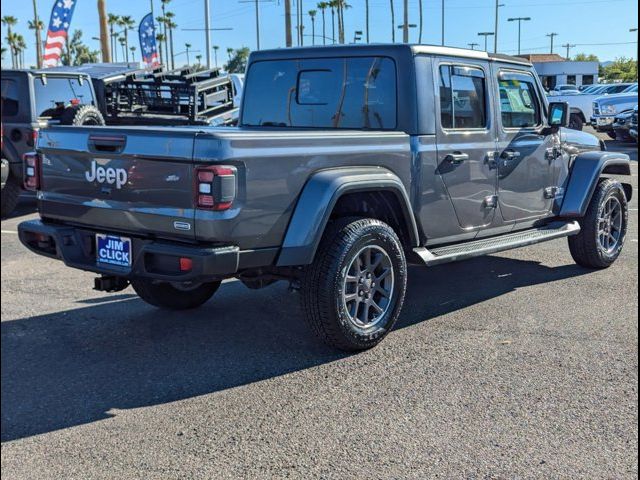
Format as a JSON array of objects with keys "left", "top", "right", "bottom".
[
  {"left": 43, "top": 0, "right": 78, "bottom": 68},
  {"left": 139, "top": 13, "right": 160, "bottom": 68}
]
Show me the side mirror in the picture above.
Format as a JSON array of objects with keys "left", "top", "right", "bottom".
[{"left": 548, "top": 101, "right": 570, "bottom": 128}]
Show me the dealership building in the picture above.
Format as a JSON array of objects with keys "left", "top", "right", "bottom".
[{"left": 517, "top": 54, "right": 599, "bottom": 90}]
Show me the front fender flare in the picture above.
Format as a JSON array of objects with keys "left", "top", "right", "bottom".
[
  {"left": 559, "top": 151, "right": 631, "bottom": 218},
  {"left": 276, "top": 167, "right": 419, "bottom": 267}
]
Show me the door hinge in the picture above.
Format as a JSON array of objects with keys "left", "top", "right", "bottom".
[
  {"left": 544, "top": 186, "right": 564, "bottom": 199},
  {"left": 484, "top": 195, "right": 499, "bottom": 209}
]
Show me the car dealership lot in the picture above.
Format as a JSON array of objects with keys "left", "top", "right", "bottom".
[{"left": 1, "top": 132, "right": 637, "bottom": 479}]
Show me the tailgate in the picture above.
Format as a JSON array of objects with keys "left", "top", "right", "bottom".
[{"left": 37, "top": 126, "right": 199, "bottom": 240}]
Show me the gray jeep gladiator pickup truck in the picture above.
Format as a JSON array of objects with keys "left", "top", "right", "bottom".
[{"left": 19, "top": 44, "right": 632, "bottom": 351}]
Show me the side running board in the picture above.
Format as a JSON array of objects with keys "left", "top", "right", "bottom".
[{"left": 413, "top": 221, "right": 580, "bottom": 267}]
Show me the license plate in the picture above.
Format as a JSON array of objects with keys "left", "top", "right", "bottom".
[
  {"left": 597, "top": 117, "right": 613, "bottom": 126},
  {"left": 96, "top": 234, "right": 132, "bottom": 268}
]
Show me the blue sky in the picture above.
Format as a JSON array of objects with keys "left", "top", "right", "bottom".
[{"left": 1, "top": 0, "right": 638, "bottom": 68}]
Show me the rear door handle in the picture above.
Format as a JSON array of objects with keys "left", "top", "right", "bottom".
[
  {"left": 501, "top": 149, "right": 521, "bottom": 160},
  {"left": 444, "top": 152, "right": 469, "bottom": 165}
]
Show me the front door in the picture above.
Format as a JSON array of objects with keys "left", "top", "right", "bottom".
[
  {"left": 435, "top": 60, "right": 498, "bottom": 230},
  {"left": 493, "top": 67, "right": 559, "bottom": 222}
]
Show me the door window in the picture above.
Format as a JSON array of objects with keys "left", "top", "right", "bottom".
[
  {"left": 439, "top": 65, "right": 487, "bottom": 130},
  {"left": 497, "top": 72, "right": 541, "bottom": 129}
]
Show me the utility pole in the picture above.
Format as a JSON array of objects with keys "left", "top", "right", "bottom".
[
  {"left": 468, "top": 42, "right": 479, "bottom": 50},
  {"left": 493, "top": 0, "right": 504, "bottom": 53},
  {"left": 285, "top": 0, "right": 292, "bottom": 47},
  {"left": 478, "top": 31, "right": 494, "bottom": 52},
  {"left": 630, "top": 28, "right": 638, "bottom": 80},
  {"left": 366, "top": 0, "right": 370, "bottom": 43},
  {"left": 403, "top": 0, "right": 409, "bottom": 43},
  {"left": 204, "top": 0, "right": 211, "bottom": 67},
  {"left": 507, "top": 17, "right": 531, "bottom": 55},
  {"left": 441, "top": 0, "right": 445, "bottom": 46},
  {"left": 562, "top": 43, "right": 576, "bottom": 60},
  {"left": 255, "top": 0, "right": 260, "bottom": 49},
  {"left": 546, "top": 32, "right": 558, "bottom": 54}
]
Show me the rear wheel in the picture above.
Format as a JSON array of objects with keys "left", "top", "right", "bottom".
[
  {"left": 1, "top": 166, "right": 21, "bottom": 218},
  {"left": 568, "top": 113, "right": 584, "bottom": 131},
  {"left": 301, "top": 218, "right": 407, "bottom": 351},
  {"left": 131, "top": 279, "right": 221, "bottom": 310},
  {"left": 568, "top": 179, "right": 628, "bottom": 269}
]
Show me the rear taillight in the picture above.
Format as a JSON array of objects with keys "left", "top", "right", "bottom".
[
  {"left": 23, "top": 152, "right": 41, "bottom": 191},
  {"left": 195, "top": 165, "right": 236, "bottom": 210}
]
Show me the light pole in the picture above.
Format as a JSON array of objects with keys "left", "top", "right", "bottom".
[
  {"left": 508, "top": 17, "right": 531, "bottom": 55},
  {"left": 204, "top": 0, "right": 211, "bottom": 68},
  {"left": 631, "top": 28, "right": 638, "bottom": 80},
  {"left": 397, "top": 23, "right": 417, "bottom": 43},
  {"left": 403, "top": 0, "right": 409, "bottom": 44},
  {"left": 441, "top": 0, "right": 445, "bottom": 46},
  {"left": 494, "top": 1, "right": 505, "bottom": 53},
  {"left": 468, "top": 42, "right": 479, "bottom": 50},
  {"left": 478, "top": 31, "right": 494, "bottom": 52},
  {"left": 546, "top": 32, "right": 558, "bottom": 54}
]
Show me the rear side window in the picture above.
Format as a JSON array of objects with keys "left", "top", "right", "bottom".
[
  {"left": 1, "top": 79, "right": 19, "bottom": 117},
  {"left": 439, "top": 65, "right": 487, "bottom": 129},
  {"left": 241, "top": 57, "right": 397, "bottom": 129},
  {"left": 33, "top": 77, "right": 95, "bottom": 118},
  {"left": 498, "top": 72, "right": 541, "bottom": 128}
]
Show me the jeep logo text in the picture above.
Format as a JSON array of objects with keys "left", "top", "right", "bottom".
[{"left": 85, "top": 160, "right": 127, "bottom": 189}]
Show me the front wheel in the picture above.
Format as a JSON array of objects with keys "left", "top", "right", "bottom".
[
  {"left": 301, "top": 218, "right": 407, "bottom": 351},
  {"left": 568, "top": 179, "right": 628, "bottom": 269},
  {"left": 131, "top": 279, "right": 221, "bottom": 310}
]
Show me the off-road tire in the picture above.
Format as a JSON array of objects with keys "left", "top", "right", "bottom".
[
  {"left": 131, "top": 279, "right": 221, "bottom": 310},
  {"left": 569, "top": 178, "right": 628, "bottom": 269},
  {"left": 60, "top": 104, "right": 105, "bottom": 126},
  {"left": 568, "top": 113, "right": 584, "bottom": 131},
  {"left": 301, "top": 217, "right": 407, "bottom": 351},
  {"left": 1, "top": 170, "right": 21, "bottom": 218}
]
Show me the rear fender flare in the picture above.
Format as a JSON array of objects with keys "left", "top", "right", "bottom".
[
  {"left": 276, "top": 167, "right": 419, "bottom": 266},
  {"left": 559, "top": 151, "right": 632, "bottom": 217}
]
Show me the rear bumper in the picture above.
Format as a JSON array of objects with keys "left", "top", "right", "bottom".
[{"left": 18, "top": 219, "right": 243, "bottom": 282}]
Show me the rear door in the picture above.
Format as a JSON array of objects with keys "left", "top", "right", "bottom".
[
  {"left": 38, "top": 126, "right": 198, "bottom": 240},
  {"left": 435, "top": 58, "right": 498, "bottom": 230},
  {"left": 492, "top": 66, "right": 557, "bottom": 222}
]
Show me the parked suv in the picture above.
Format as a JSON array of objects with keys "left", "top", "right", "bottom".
[
  {"left": 1, "top": 70, "right": 104, "bottom": 216},
  {"left": 19, "top": 45, "right": 632, "bottom": 351}
]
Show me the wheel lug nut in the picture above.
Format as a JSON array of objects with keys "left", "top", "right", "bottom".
[{"left": 358, "top": 290, "right": 363, "bottom": 296}]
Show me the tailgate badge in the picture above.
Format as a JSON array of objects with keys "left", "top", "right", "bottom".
[
  {"left": 173, "top": 221, "right": 192, "bottom": 231},
  {"left": 165, "top": 174, "right": 181, "bottom": 182}
]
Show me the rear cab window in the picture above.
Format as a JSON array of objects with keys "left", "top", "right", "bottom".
[
  {"left": 241, "top": 56, "right": 397, "bottom": 129},
  {"left": 32, "top": 76, "right": 95, "bottom": 119},
  {"left": 497, "top": 70, "right": 543, "bottom": 129},
  {"left": 438, "top": 64, "right": 488, "bottom": 130}
]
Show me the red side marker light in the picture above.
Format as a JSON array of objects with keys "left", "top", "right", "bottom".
[{"left": 179, "top": 257, "right": 193, "bottom": 272}]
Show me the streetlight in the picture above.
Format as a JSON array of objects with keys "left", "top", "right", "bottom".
[
  {"left": 546, "top": 32, "right": 558, "bottom": 54},
  {"left": 397, "top": 23, "right": 417, "bottom": 44},
  {"left": 353, "top": 30, "right": 363, "bottom": 44},
  {"left": 494, "top": 1, "right": 505, "bottom": 53},
  {"left": 507, "top": 17, "right": 531, "bottom": 55},
  {"left": 477, "top": 31, "right": 495, "bottom": 52},
  {"left": 468, "top": 42, "right": 479, "bottom": 50}
]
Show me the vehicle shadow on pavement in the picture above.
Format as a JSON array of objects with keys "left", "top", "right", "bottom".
[
  {"left": 1, "top": 256, "right": 591, "bottom": 442},
  {"left": 2, "top": 195, "right": 38, "bottom": 220}
]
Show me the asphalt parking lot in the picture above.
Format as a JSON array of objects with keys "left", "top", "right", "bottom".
[{"left": 1, "top": 130, "right": 637, "bottom": 479}]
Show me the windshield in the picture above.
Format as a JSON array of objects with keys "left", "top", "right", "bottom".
[
  {"left": 622, "top": 84, "right": 638, "bottom": 93},
  {"left": 33, "top": 76, "right": 95, "bottom": 118},
  {"left": 241, "top": 56, "right": 397, "bottom": 129}
]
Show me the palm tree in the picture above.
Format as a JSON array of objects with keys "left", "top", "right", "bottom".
[
  {"left": 226, "top": 47, "right": 233, "bottom": 61},
  {"left": 336, "top": 0, "right": 348, "bottom": 44},
  {"left": 16, "top": 34, "right": 27, "bottom": 68},
  {"left": 97, "top": 0, "right": 110, "bottom": 62},
  {"left": 284, "top": 0, "right": 292, "bottom": 47},
  {"left": 195, "top": 54, "right": 202, "bottom": 65},
  {"left": 389, "top": 0, "right": 395, "bottom": 43},
  {"left": 156, "top": 32, "right": 165, "bottom": 67},
  {"left": 1, "top": 46, "right": 6, "bottom": 61},
  {"left": 107, "top": 14, "right": 120, "bottom": 61},
  {"left": 156, "top": 17, "right": 167, "bottom": 65},
  {"left": 118, "top": 15, "right": 135, "bottom": 62},
  {"left": 28, "top": 18, "right": 44, "bottom": 68},
  {"left": 160, "top": 0, "right": 172, "bottom": 67},
  {"left": 308, "top": 10, "right": 317, "bottom": 45},
  {"left": 164, "top": 12, "right": 176, "bottom": 69},
  {"left": 2, "top": 16, "right": 18, "bottom": 68},
  {"left": 184, "top": 42, "right": 192, "bottom": 66},
  {"left": 213, "top": 45, "right": 219, "bottom": 68},
  {"left": 328, "top": 1, "right": 336, "bottom": 44},
  {"left": 365, "top": 0, "right": 369, "bottom": 43},
  {"left": 118, "top": 36, "right": 126, "bottom": 62},
  {"left": 130, "top": 45, "right": 136, "bottom": 62},
  {"left": 317, "top": 2, "right": 328, "bottom": 45}
]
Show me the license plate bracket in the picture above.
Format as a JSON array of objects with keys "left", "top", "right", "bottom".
[{"left": 96, "top": 234, "right": 132, "bottom": 268}]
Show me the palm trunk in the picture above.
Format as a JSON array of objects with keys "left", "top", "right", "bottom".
[
  {"left": 390, "top": 0, "right": 395, "bottom": 43},
  {"left": 97, "top": 0, "right": 111, "bottom": 62},
  {"left": 124, "top": 30, "right": 129, "bottom": 62},
  {"left": 321, "top": 9, "right": 326, "bottom": 45},
  {"left": 339, "top": 5, "right": 345, "bottom": 44},
  {"left": 311, "top": 18, "right": 315, "bottom": 45},
  {"left": 365, "top": 0, "right": 369, "bottom": 43},
  {"left": 169, "top": 26, "right": 174, "bottom": 69},
  {"left": 32, "top": 0, "right": 43, "bottom": 67},
  {"left": 331, "top": 8, "right": 335, "bottom": 44}
]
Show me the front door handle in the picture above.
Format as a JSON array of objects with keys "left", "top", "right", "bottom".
[{"left": 444, "top": 152, "right": 469, "bottom": 165}]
